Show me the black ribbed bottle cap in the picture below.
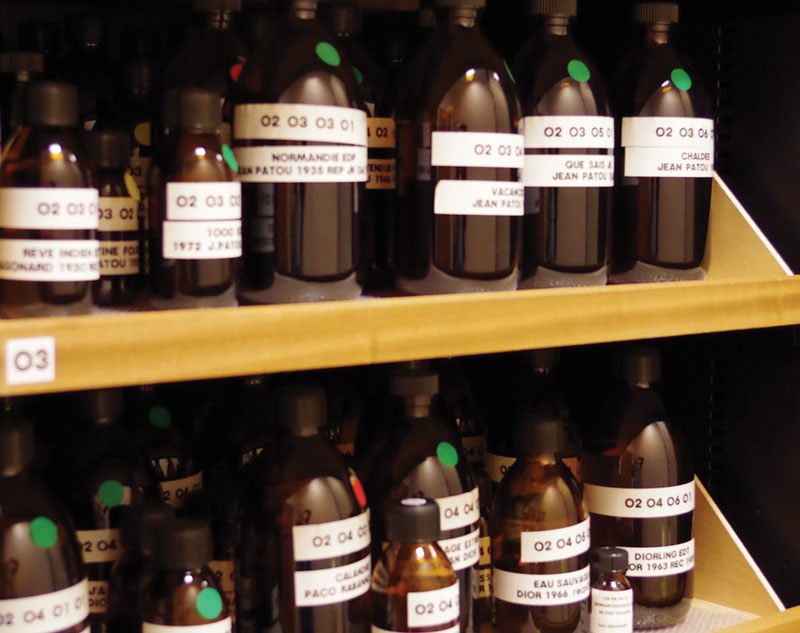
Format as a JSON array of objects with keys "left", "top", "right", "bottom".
[
  {"left": 529, "top": 348, "right": 558, "bottom": 370},
  {"left": 177, "top": 88, "right": 222, "bottom": 131},
  {"left": 390, "top": 366, "right": 439, "bottom": 397},
  {"left": 322, "top": 2, "right": 361, "bottom": 36},
  {"left": 66, "top": 14, "right": 104, "bottom": 48},
  {"left": 624, "top": 345, "right": 661, "bottom": 384},
  {"left": 19, "top": 20, "right": 62, "bottom": 56},
  {"left": 419, "top": 7, "right": 436, "bottom": 27},
  {"left": 634, "top": 2, "right": 678, "bottom": 24},
  {"left": 195, "top": 0, "right": 243, "bottom": 10},
  {"left": 386, "top": 497, "right": 440, "bottom": 543},
  {"left": 120, "top": 503, "right": 174, "bottom": 553},
  {"left": 279, "top": 385, "right": 327, "bottom": 436},
  {"left": 82, "top": 388, "right": 125, "bottom": 423},
  {"left": 435, "top": 0, "right": 485, "bottom": 8},
  {"left": 120, "top": 28, "right": 161, "bottom": 60},
  {"left": 0, "top": 416, "right": 35, "bottom": 476},
  {"left": 0, "top": 52, "right": 44, "bottom": 75},
  {"left": 124, "top": 58, "right": 156, "bottom": 97},
  {"left": 23, "top": 81, "right": 78, "bottom": 127},
  {"left": 592, "top": 547, "right": 629, "bottom": 573},
  {"left": 292, "top": 0, "right": 319, "bottom": 10},
  {"left": 531, "top": 0, "right": 577, "bottom": 16},
  {"left": 85, "top": 130, "right": 131, "bottom": 170},
  {"left": 514, "top": 416, "right": 566, "bottom": 455},
  {"left": 157, "top": 519, "right": 213, "bottom": 569}
]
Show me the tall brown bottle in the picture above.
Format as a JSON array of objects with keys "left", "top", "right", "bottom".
[
  {"left": 582, "top": 346, "right": 694, "bottom": 628},
  {"left": 394, "top": 0, "right": 522, "bottom": 295},
  {"left": 148, "top": 88, "right": 241, "bottom": 308},
  {"left": 0, "top": 81, "right": 99, "bottom": 317}
]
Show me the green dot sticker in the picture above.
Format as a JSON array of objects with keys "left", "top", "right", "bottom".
[
  {"left": 30, "top": 517, "right": 58, "bottom": 549},
  {"left": 222, "top": 144, "right": 239, "bottom": 173},
  {"left": 567, "top": 59, "right": 591, "bottom": 83},
  {"left": 315, "top": 42, "right": 341, "bottom": 67},
  {"left": 671, "top": 68, "right": 692, "bottom": 91},
  {"left": 149, "top": 405, "right": 172, "bottom": 429},
  {"left": 504, "top": 60, "right": 515, "bottom": 84},
  {"left": 98, "top": 479, "right": 125, "bottom": 508},
  {"left": 196, "top": 587, "right": 223, "bottom": 620},
  {"left": 436, "top": 441, "right": 459, "bottom": 467},
  {"left": 353, "top": 66, "right": 364, "bottom": 86}
]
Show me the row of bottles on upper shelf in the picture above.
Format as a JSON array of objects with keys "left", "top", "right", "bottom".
[
  {"left": 0, "top": 0, "right": 713, "bottom": 317},
  {"left": 0, "top": 344, "right": 694, "bottom": 633}
]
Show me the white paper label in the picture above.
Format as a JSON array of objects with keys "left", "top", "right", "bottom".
[
  {"left": 234, "top": 104, "right": 367, "bottom": 146},
  {"left": 367, "top": 159, "right": 395, "bottom": 190},
  {"left": 485, "top": 453, "right": 516, "bottom": 483},
  {"left": 622, "top": 539, "right": 695, "bottom": 577},
  {"left": 87, "top": 581, "right": 108, "bottom": 614},
  {"left": 438, "top": 528, "right": 480, "bottom": 571},
  {"left": 523, "top": 116, "right": 615, "bottom": 149},
  {"left": 621, "top": 117, "right": 714, "bottom": 149},
  {"left": 98, "top": 197, "right": 139, "bottom": 231},
  {"left": 461, "top": 435, "right": 486, "bottom": 464},
  {"left": 523, "top": 155, "right": 614, "bottom": 187},
  {"left": 434, "top": 180, "right": 523, "bottom": 216},
  {"left": 407, "top": 583, "right": 460, "bottom": 628},
  {"left": 165, "top": 182, "right": 241, "bottom": 221},
  {"left": 368, "top": 118, "right": 395, "bottom": 149},
  {"left": 0, "top": 188, "right": 99, "bottom": 230},
  {"left": 293, "top": 511, "right": 371, "bottom": 562},
  {"left": 235, "top": 146, "right": 367, "bottom": 183},
  {"left": 5, "top": 336, "right": 55, "bottom": 386},
  {"left": 293, "top": 554, "right": 371, "bottom": 607},
  {"left": 623, "top": 147, "right": 713, "bottom": 178},
  {"left": 520, "top": 518, "right": 590, "bottom": 563},
  {"left": 431, "top": 132, "right": 523, "bottom": 169},
  {"left": 209, "top": 560, "right": 236, "bottom": 608},
  {"left": 162, "top": 220, "right": 242, "bottom": 260},
  {"left": 0, "top": 239, "right": 99, "bottom": 281},
  {"left": 143, "top": 618, "right": 232, "bottom": 633},
  {"left": 77, "top": 528, "right": 123, "bottom": 564},
  {"left": 437, "top": 487, "right": 480, "bottom": 531},
  {"left": 583, "top": 481, "right": 694, "bottom": 519},
  {"left": 493, "top": 566, "right": 590, "bottom": 606},
  {"left": 373, "top": 625, "right": 459, "bottom": 633},
  {"left": 0, "top": 578, "right": 88, "bottom": 633},
  {"left": 99, "top": 240, "right": 139, "bottom": 276},
  {"left": 160, "top": 472, "right": 203, "bottom": 508},
  {"left": 478, "top": 537, "right": 492, "bottom": 598},
  {"left": 590, "top": 588, "right": 633, "bottom": 633}
]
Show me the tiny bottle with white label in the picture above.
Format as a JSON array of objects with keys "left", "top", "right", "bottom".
[
  {"left": 148, "top": 88, "right": 242, "bottom": 308},
  {"left": 490, "top": 417, "right": 589, "bottom": 633},
  {"left": 234, "top": 0, "right": 365, "bottom": 304},
  {"left": 372, "top": 498, "right": 459, "bottom": 633},
  {"left": 359, "top": 366, "right": 479, "bottom": 633},
  {"left": 141, "top": 519, "right": 231, "bottom": 633},
  {"left": 394, "top": 0, "right": 522, "bottom": 295},
  {"left": 589, "top": 548, "right": 632, "bottom": 633},
  {"left": 610, "top": 3, "right": 713, "bottom": 283},
  {"left": 0, "top": 414, "right": 89, "bottom": 633},
  {"left": 0, "top": 80, "right": 99, "bottom": 317},
  {"left": 514, "top": 0, "right": 613, "bottom": 289},
  {"left": 582, "top": 346, "right": 693, "bottom": 628},
  {"left": 85, "top": 130, "right": 143, "bottom": 307},
  {"left": 236, "top": 385, "right": 371, "bottom": 633}
]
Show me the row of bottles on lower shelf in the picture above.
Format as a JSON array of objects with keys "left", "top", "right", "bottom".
[{"left": 0, "top": 344, "right": 693, "bottom": 633}]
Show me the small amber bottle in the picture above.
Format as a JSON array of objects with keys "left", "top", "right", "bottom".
[
  {"left": 372, "top": 498, "right": 460, "bottom": 633},
  {"left": 589, "top": 547, "right": 632, "bottom": 633},
  {"left": 148, "top": 88, "right": 241, "bottom": 308},
  {"left": 141, "top": 519, "right": 231, "bottom": 633}
]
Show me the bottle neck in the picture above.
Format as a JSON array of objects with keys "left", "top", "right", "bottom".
[
  {"left": 542, "top": 15, "right": 571, "bottom": 36},
  {"left": 207, "top": 10, "right": 235, "bottom": 30},
  {"left": 440, "top": 7, "right": 479, "bottom": 30},
  {"left": 520, "top": 451, "right": 558, "bottom": 465},
  {"left": 290, "top": 1, "right": 317, "bottom": 20},
  {"left": 403, "top": 396, "right": 433, "bottom": 419},
  {"left": 645, "top": 22, "right": 672, "bottom": 45}
]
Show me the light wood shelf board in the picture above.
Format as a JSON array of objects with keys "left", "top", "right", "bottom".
[{"left": 716, "top": 607, "right": 800, "bottom": 633}]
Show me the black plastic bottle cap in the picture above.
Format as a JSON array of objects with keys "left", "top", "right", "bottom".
[
  {"left": 279, "top": 385, "right": 327, "bottom": 437},
  {"left": 419, "top": 7, "right": 436, "bottom": 27},
  {"left": 0, "top": 52, "right": 44, "bottom": 75},
  {"left": 634, "top": 2, "right": 679, "bottom": 24},
  {"left": 529, "top": 348, "right": 558, "bottom": 370},
  {"left": 624, "top": 345, "right": 661, "bottom": 385},
  {"left": 83, "top": 388, "right": 125, "bottom": 423},
  {"left": 0, "top": 416, "right": 35, "bottom": 476},
  {"left": 592, "top": 547, "right": 629, "bottom": 574},
  {"left": 125, "top": 58, "right": 156, "bottom": 97},
  {"left": 120, "top": 503, "right": 174, "bottom": 552},
  {"left": 531, "top": 0, "right": 577, "bottom": 17},
  {"left": 323, "top": 2, "right": 362, "bottom": 36},
  {"left": 18, "top": 20, "right": 62, "bottom": 55},
  {"left": 23, "top": 81, "right": 78, "bottom": 127},
  {"left": 66, "top": 14, "right": 104, "bottom": 48},
  {"left": 195, "top": 0, "right": 243, "bottom": 10},
  {"left": 390, "top": 367, "right": 439, "bottom": 397},
  {"left": 292, "top": 0, "right": 319, "bottom": 10},
  {"left": 515, "top": 416, "right": 566, "bottom": 455},
  {"left": 435, "top": 0, "right": 485, "bottom": 8},
  {"left": 386, "top": 498, "right": 440, "bottom": 543},
  {"left": 85, "top": 130, "right": 131, "bottom": 170},
  {"left": 177, "top": 88, "right": 222, "bottom": 132},
  {"left": 157, "top": 519, "right": 213, "bottom": 569}
]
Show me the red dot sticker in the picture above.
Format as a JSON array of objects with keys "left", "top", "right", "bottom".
[
  {"left": 349, "top": 470, "right": 367, "bottom": 507},
  {"left": 230, "top": 63, "right": 243, "bottom": 83}
]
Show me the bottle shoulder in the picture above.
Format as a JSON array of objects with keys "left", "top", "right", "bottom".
[
  {"left": 0, "top": 128, "right": 95, "bottom": 187},
  {"left": 374, "top": 543, "right": 457, "bottom": 593},
  {"left": 142, "top": 567, "right": 229, "bottom": 626},
  {"left": 159, "top": 134, "right": 236, "bottom": 183}
]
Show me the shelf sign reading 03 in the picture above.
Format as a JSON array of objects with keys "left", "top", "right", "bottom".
[{"left": 5, "top": 336, "right": 56, "bottom": 386}]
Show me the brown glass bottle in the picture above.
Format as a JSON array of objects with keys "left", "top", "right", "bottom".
[
  {"left": 236, "top": 385, "right": 371, "bottom": 633},
  {"left": 610, "top": 3, "right": 713, "bottom": 283},
  {"left": 394, "top": 0, "right": 522, "bottom": 294},
  {"left": 582, "top": 347, "right": 693, "bottom": 628},
  {"left": 515, "top": 0, "right": 612, "bottom": 288},
  {"left": 141, "top": 520, "right": 232, "bottom": 633},
  {"left": 0, "top": 81, "right": 99, "bottom": 317},
  {"left": 85, "top": 130, "right": 143, "bottom": 306},
  {"left": 0, "top": 415, "right": 89, "bottom": 633},
  {"left": 589, "top": 548, "right": 632, "bottom": 633},
  {"left": 372, "top": 498, "right": 459, "bottom": 633},
  {"left": 148, "top": 88, "right": 241, "bottom": 308},
  {"left": 234, "top": 0, "right": 365, "bottom": 304},
  {"left": 490, "top": 417, "right": 589, "bottom": 633}
]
